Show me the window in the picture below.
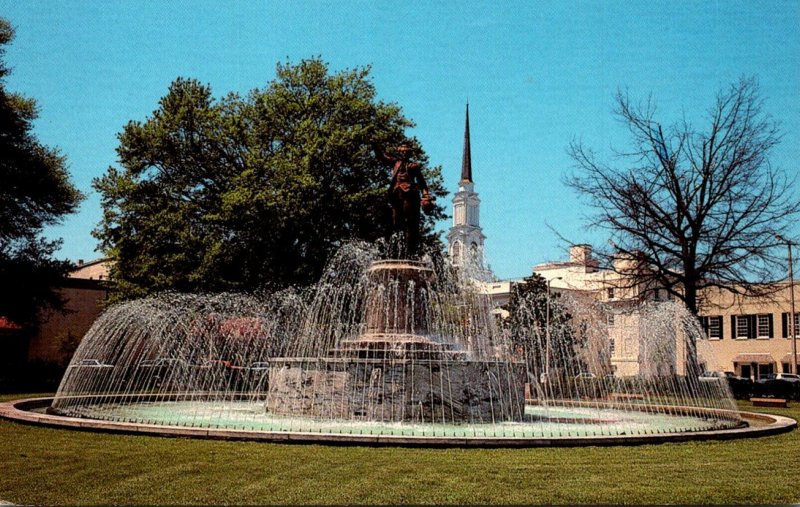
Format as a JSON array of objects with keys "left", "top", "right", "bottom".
[
  {"left": 781, "top": 313, "right": 800, "bottom": 338},
  {"left": 606, "top": 287, "right": 615, "bottom": 300},
  {"left": 454, "top": 203, "right": 465, "bottom": 225},
  {"left": 732, "top": 314, "right": 773, "bottom": 339},
  {"left": 709, "top": 316, "right": 722, "bottom": 339},
  {"left": 740, "top": 364, "right": 751, "bottom": 380},
  {"left": 451, "top": 241, "right": 462, "bottom": 263},
  {"left": 607, "top": 313, "right": 615, "bottom": 327},
  {"left": 735, "top": 315, "right": 750, "bottom": 339},
  {"left": 609, "top": 336, "right": 615, "bottom": 356},
  {"left": 700, "top": 316, "right": 723, "bottom": 340},
  {"left": 757, "top": 314, "right": 771, "bottom": 339}
]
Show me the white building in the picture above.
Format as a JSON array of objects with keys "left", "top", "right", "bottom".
[{"left": 534, "top": 244, "right": 682, "bottom": 376}]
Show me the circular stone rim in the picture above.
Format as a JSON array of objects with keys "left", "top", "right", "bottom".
[
  {"left": 366, "top": 259, "right": 434, "bottom": 272},
  {"left": 0, "top": 397, "right": 795, "bottom": 448}
]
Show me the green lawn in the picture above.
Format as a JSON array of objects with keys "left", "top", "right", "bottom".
[{"left": 0, "top": 393, "right": 797, "bottom": 505}]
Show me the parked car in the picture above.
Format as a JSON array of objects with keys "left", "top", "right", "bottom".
[
  {"left": 67, "top": 359, "right": 115, "bottom": 388},
  {"left": 195, "top": 359, "right": 234, "bottom": 371},
  {"left": 753, "top": 373, "right": 800, "bottom": 400},
  {"left": 138, "top": 358, "right": 188, "bottom": 368},
  {"left": 246, "top": 361, "right": 270, "bottom": 372},
  {"left": 699, "top": 371, "right": 752, "bottom": 399},
  {"left": 134, "top": 358, "right": 190, "bottom": 389},
  {"left": 243, "top": 361, "right": 271, "bottom": 392},
  {"left": 69, "top": 358, "right": 113, "bottom": 368},
  {"left": 192, "top": 358, "right": 247, "bottom": 390}
]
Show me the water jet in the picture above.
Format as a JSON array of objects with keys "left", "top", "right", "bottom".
[{"left": 2, "top": 242, "right": 791, "bottom": 445}]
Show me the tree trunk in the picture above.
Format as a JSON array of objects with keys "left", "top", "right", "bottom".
[{"left": 682, "top": 275, "right": 701, "bottom": 377}]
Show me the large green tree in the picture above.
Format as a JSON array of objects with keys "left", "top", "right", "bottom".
[
  {"left": 94, "top": 58, "right": 447, "bottom": 300},
  {"left": 0, "top": 19, "right": 82, "bottom": 326}
]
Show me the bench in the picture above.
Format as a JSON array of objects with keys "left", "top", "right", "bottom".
[{"left": 750, "top": 397, "right": 788, "bottom": 408}]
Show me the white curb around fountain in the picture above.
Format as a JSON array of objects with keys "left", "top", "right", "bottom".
[{"left": 2, "top": 397, "right": 795, "bottom": 448}]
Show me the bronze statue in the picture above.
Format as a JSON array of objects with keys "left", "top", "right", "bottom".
[{"left": 374, "top": 141, "right": 433, "bottom": 256}]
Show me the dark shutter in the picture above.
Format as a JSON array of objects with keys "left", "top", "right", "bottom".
[
  {"left": 768, "top": 314, "right": 774, "bottom": 338},
  {"left": 719, "top": 316, "right": 724, "bottom": 340},
  {"left": 783, "top": 312, "right": 788, "bottom": 338},
  {"left": 731, "top": 315, "right": 736, "bottom": 339},
  {"left": 748, "top": 315, "right": 757, "bottom": 339}
]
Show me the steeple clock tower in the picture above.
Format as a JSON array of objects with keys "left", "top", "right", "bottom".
[{"left": 447, "top": 103, "right": 490, "bottom": 278}]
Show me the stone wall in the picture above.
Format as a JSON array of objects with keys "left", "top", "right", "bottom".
[{"left": 267, "top": 357, "right": 525, "bottom": 423}]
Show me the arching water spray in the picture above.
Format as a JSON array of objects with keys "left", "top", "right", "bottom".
[{"left": 51, "top": 242, "right": 742, "bottom": 438}]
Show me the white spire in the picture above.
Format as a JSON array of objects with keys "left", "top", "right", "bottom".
[{"left": 447, "top": 103, "right": 491, "bottom": 281}]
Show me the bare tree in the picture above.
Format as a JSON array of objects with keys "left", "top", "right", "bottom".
[{"left": 566, "top": 77, "right": 799, "bottom": 320}]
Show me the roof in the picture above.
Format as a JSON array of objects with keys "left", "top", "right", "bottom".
[
  {"left": 731, "top": 353, "right": 775, "bottom": 363},
  {"left": 69, "top": 258, "right": 111, "bottom": 281},
  {"left": 460, "top": 102, "right": 472, "bottom": 183},
  {"left": 781, "top": 353, "right": 800, "bottom": 363},
  {"left": 73, "top": 258, "right": 108, "bottom": 268},
  {"left": 534, "top": 260, "right": 600, "bottom": 271}
]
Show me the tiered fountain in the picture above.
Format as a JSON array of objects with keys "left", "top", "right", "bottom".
[{"left": 266, "top": 258, "right": 524, "bottom": 423}]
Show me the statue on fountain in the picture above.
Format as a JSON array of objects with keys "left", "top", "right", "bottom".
[{"left": 373, "top": 140, "right": 434, "bottom": 257}]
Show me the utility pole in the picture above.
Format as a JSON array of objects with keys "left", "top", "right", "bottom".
[{"left": 777, "top": 235, "right": 797, "bottom": 375}]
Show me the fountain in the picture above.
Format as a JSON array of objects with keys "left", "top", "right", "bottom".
[
  {"left": 3, "top": 239, "right": 788, "bottom": 445},
  {"left": 0, "top": 240, "right": 795, "bottom": 444},
  {"left": 1, "top": 141, "right": 794, "bottom": 445},
  {"left": 266, "top": 257, "right": 524, "bottom": 423}
]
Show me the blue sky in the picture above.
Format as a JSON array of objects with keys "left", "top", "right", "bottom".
[{"left": 3, "top": 1, "right": 799, "bottom": 280}]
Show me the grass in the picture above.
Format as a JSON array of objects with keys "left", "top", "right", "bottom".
[{"left": 0, "top": 393, "right": 798, "bottom": 505}]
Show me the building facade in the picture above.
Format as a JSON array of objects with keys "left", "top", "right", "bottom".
[
  {"left": 698, "top": 284, "right": 799, "bottom": 379},
  {"left": 26, "top": 259, "right": 110, "bottom": 365},
  {"left": 533, "top": 244, "right": 679, "bottom": 376},
  {"left": 529, "top": 244, "right": 799, "bottom": 379}
]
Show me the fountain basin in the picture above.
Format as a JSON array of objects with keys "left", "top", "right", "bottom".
[{"left": 4, "top": 397, "right": 794, "bottom": 447}]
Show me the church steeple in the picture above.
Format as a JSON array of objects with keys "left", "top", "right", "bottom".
[
  {"left": 447, "top": 102, "right": 492, "bottom": 280},
  {"left": 461, "top": 103, "right": 473, "bottom": 183}
]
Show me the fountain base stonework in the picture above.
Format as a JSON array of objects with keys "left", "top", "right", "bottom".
[
  {"left": 266, "top": 358, "right": 524, "bottom": 423},
  {"left": 265, "top": 259, "right": 526, "bottom": 423}
]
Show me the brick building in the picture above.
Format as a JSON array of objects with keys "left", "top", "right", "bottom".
[
  {"left": 698, "top": 284, "right": 799, "bottom": 379},
  {"left": 22, "top": 259, "right": 110, "bottom": 367}
]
